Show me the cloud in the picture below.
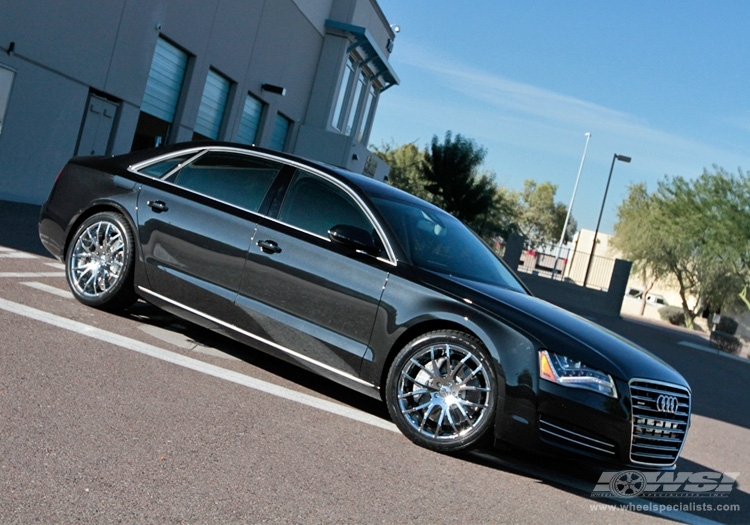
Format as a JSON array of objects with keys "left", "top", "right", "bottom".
[{"left": 389, "top": 43, "right": 745, "bottom": 174}]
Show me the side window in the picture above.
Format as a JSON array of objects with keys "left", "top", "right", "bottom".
[
  {"left": 172, "top": 152, "right": 283, "bottom": 212},
  {"left": 278, "top": 170, "right": 373, "bottom": 238}
]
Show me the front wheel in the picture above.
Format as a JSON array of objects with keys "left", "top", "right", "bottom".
[
  {"left": 385, "top": 330, "right": 497, "bottom": 452},
  {"left": 65, "top": 211, "right": 137, "bottom": 310}
]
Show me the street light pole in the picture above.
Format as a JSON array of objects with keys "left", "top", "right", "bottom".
[
  {"left": 552, "top": 132, "right": 591, "bottom": 280},
  {"left": 583, "top": 153, "right": 631, "bottom": 287}
]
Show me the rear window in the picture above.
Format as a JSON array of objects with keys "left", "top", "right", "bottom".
[{"left": 171, "top": 152, "right": 284, "bottom": 212}]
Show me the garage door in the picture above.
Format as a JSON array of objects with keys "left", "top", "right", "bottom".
[
  {"left": 141, "top": 38, "right": 188, "bottom": 123},
  {"left": 195, "top": 69, "right": 231, "bottom": 140}
]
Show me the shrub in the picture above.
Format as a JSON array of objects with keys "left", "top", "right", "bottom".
[
  {"left": 710, "top": 331, "right": 742, "bottom": 355},
  {"left": 659, "top": 306, "right": 685, "bottom": 327},
  {"left": 714, "top": 316, "right": 739, "bottom": 336}
]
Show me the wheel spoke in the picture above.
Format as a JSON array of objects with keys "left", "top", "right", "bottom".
[{"left": 398, "top": 387, "right": 430, "bottom": 400}]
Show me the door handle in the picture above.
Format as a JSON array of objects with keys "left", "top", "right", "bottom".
[
  {"left": 147, "top": 200, "right": 169, "bottom": 212},
  {"left": 257, "top": 239, "right": 282, "bottom": 254}
]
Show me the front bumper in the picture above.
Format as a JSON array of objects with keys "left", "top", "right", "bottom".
[{"left": 499, "top": 377, "right": 691, "bottom": 469}]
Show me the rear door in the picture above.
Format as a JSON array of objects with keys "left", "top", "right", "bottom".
[
  {"left": 136, "top": 149, "right": 286, "bottom": 322},
  {"left": 235, "top": 168, "right": 392, "bottom": 381}
]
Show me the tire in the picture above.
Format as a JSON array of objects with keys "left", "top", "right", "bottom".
[
  {"left": 65, "top": 211, "right": 137, "bottom": 311},
  {"left": 385, "top": 330, "right": 497, "bottom": 453}
]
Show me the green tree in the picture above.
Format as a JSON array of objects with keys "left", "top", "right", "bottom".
[
  {"left": 611, "top": 183, "right": 664, "bottom": 315},
  {"left": 373, "top": 136, "right": 573, "bottom": 251},
  {"left": 371, "top": 141, "right": 432, "bottom": 201},
  {"left": 613, "top": 168, "right": 750, "bottom": 329},
  {"left": 420, "top": 131, "right": 496, "bottom": 225},
  {"left": 517, "top": 180, "right": 572, "bottom": 248},
  {"left": 471, "top": 184, "right": 522, "bottom": 244}
]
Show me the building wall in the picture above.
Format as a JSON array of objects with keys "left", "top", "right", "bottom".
[{"left": 0, "top": 0, "right": 397, "bottom": 204}]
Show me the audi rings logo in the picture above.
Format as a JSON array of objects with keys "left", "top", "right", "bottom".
[{"left": 656, "top": 394, "right": 679, "bottom": 414}]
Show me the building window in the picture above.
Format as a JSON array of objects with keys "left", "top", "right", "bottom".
[
  {"left": 356, "top": 83, "right": 377, "bottom": 143},
  {"left": 269, "top": 113, "right": 291, "bottom": 151},
  {"left": 194, "top": 69, "right": 231, "bottom": 140},
  {"left": 236, "top": 93, "right": 264, "bottom": 145},
  {"left": 331, "top": 56, "right": 356, "bottom": 132},
  {"left": 345, "top": 69, "right": 366, "bottom": 135},
  {"left": 330, "top": 53, "right": 381, "bottom": 143}
]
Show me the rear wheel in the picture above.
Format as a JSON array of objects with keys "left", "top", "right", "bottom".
[
  {"left": 65, "top": 211, "right": 137, "bottom": 310},
  {"left": 385, "top": 330, "right": 497, "bottom": 452}
]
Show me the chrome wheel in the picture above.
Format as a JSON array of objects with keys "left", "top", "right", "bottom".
[
  {"left": 66, "top": 212, "right": 136, "bottom": 310},
  {"left": 70, "top": 220, "right": 125, "bottom": 298},
  {"left": 387, "top": 331, "right": 496, "bottom": 451}
]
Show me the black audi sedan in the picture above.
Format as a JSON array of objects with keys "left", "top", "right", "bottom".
[{"left": 39, "top": 142, "right": 691, "bottom": 468}]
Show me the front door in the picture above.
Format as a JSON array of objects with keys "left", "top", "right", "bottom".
[{"left": 235, "top": 169, "right": 390, "bottom": 380}]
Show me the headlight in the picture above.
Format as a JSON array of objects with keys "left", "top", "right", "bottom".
[{"left": 539, "top": 350, "right": 617, "bottom": 398}]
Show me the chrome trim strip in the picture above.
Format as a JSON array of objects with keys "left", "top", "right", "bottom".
[
  {"left": 128, "top": 147, "right": 208, "bottom": 177},
  {"left": 540, "top": 420, "right": 614, "bottom": 448},
  {"left": 129, "top": 145, "right": 399, "bottom": 266},
  {"left": 539, "top": 424, "right": 616, "bottom": 455},
  {"left": 138, "top": 286, "right": 375, "bottom": 388}
]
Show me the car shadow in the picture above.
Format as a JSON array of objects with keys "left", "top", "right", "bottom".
[
  {"left": 461, "top": 448, "right": 748, "bottom": 524},
  {"left": 121, "top": 300, "right": 390, "bottom": 421}
]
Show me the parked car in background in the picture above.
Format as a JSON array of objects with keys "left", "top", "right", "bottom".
[
  {"left": 39, "top": 142, "right": 691, "bottom": 467},
  {"left": 626, "top": 288, "right": 669, "bottom": 307}
]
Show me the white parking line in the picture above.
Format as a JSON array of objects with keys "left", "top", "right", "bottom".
[
  {"left": 0, "top": 297, "right": 398, "bottom": 434},
  {"left": 0, "top": 251, "right": 36, "bottom": 258},
  {"left": 0, "top": 272, "right": 65, "bottom": 278},
  {"left": 678, "top": 340, "right": 750, "bottom": 365},
  {"left": 20, "top": 281, "right": 74, "bottom": 299},
  {"left": 45, "top": 262, "right": 65, "bottom": 270}
]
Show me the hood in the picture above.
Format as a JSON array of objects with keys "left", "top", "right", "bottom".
[{"left": 424, "top": 271, "right": 689, "bottom": 389}]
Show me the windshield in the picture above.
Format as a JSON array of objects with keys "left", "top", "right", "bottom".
[{"left": 371, "top": 196, "right": 526, "bottom": 293}]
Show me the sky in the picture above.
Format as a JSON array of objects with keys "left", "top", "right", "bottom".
[{"left": 369, "top": 1, "right": 750, "bottom": 235}]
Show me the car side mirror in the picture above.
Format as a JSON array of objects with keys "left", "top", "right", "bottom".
[{"left": 328, "top": 224, "right": 381, "bottom": 256}]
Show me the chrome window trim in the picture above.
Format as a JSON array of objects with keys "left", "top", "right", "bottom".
[
  {"left": 129, "top": 146, "right": 398, "bottom": 265},
  {"left": 138, "top": 286, "right": 376, "bottom": 389},
  {"left": 129, "top": 147, "right": 208, "bottom": 179}
]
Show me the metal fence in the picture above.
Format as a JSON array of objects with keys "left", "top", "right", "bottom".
[{"left": 513, "top": 241, "right": 615, "bottom": 291}]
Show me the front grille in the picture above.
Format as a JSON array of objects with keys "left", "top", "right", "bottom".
[{"left": 629, "top": 379, "right": 691, "bottom": 466}]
